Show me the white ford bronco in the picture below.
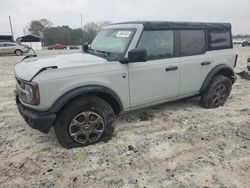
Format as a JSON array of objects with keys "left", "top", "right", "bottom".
[{"left": 15, "top": 21, "right": 237, "bottom": 148}]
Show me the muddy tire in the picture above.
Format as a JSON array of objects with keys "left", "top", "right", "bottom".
[
  {"left": 201, "top": 75, "right": 232, "bottom": 109},
  {"left": 55, "top": 96, "right": 115, "bottom": 148}
]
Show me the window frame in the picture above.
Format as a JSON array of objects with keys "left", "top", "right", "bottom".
[
  {"left": 136, "top": 29, "right": 179, "bottom": 61},
  {"left": 91, "top": 28, "right": 137, "bottom": 57},
  {"left": 178, "top": 29, "right": 207, "bottom": 57},
  {"left": 207, "top": 30, "right": 233, "bottom": 51}
]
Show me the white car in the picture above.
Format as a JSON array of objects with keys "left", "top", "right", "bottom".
[
  {"left": 15, "top": 21, "right": 237, "bottom": 148},
  {"left": 0, "top": 42, "right": 29, "bottom": 56}
]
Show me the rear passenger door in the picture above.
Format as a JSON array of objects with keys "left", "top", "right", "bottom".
[
  {"left": 4, "top": 43, "right": 16, "bottom": 53},
  {"left": 128, "top": 30, "right": 180, "bottom": 108},
  {"left": 178, "top": 30, "right": 212, "bottom": 96}
]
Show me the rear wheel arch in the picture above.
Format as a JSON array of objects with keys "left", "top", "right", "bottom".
[
  {"left": 49, "top": 85, "right": 123, "bottom": 115},
  {"left": 200, "top": 65, "right": 235, "bottom": 93}
]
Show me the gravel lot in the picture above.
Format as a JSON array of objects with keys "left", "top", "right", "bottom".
[{"left": 0, "top": 47, "right": 249, "bottom": 188}]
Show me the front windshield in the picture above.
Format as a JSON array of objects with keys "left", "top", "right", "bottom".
[{"left": 90, "top": 28, "right": 135, "bottom": 57}]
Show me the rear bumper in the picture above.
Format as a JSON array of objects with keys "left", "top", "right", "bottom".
[
  {"left": 16, "top": 96, "right": 56, "bottom": 133},
  {"left": 22, "top": 48, "right": 30, "bottom": 53}
]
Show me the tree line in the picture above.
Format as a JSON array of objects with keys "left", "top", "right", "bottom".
[{"left": 27, "top": 19, "right": 111, "bottom": 46}]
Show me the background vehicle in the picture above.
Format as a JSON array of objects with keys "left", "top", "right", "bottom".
[
  {"left": 233, "top": 39, "right": 244, "bottom": 45},
  {"left": 241, "top": 40, "right": 250, "bottom": 47},
  {"left": 0, "top": 42, "right": 29, "bottom": 56},
  {"left": 15, "top": 21, "right": 236, "bottom": 148},
  {"left": 48, "top": 44, "right": 67, "bottom": 50}
]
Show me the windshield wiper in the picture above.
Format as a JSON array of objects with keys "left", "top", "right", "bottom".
[
  {"left": 86, "top": 48, "right": 119, "bottom": 61},
  {"left": 95, "top": 50, "right": 112, "bottom": 57}
]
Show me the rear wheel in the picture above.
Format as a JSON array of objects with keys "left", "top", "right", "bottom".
[
  {"left": 15, "top": 49, "right": 22, "bottom": 56},
  {"left": 55, "top": 96, "right": 115, "bottom": 148},
  {"left": 201, "top": 75, "right": 232, "bottom": 109}
]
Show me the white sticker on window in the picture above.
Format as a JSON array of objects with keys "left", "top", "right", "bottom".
[{"left": 117, "top": 31, "right": 131, "bottom": 38}]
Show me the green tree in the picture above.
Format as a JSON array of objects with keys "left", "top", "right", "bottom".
[
  {"left": 27, "top": 19, "right": 111, "bottom": 46},
  {"left": 27, "top": 18, "right": 52, "bottom": 37},
  {"left": 43, "top": 26, "right": 95, "bottom": 46},
  {"left": 28, "top": 21, "right": 44, "bottom": 37},
  {"left": 83, "top": 21, "right": 112, "bottom": 36}
]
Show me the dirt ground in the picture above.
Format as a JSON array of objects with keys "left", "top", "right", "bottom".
[{"left": 0, "top": 47, "right": 249, "bottom": 188}]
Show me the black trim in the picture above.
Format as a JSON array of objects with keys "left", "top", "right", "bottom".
[
  {"left": 21, "top": 54, "right": 37, "bottom": 62},
  {"left": 113, "top": 21, "right": 231, "bottom": 31},
  {"left": 49, "top": 85, "right": 123, "bottom": 113},
  {"left": 174, "top": 30, "right": 180, "bottom": 57},
  {"left": 16, "top": 96, "right": 56, "bottom": 134},
  {"left": 30, "top": 66, "right": 58, "bottom": 81},
  {"left": 200, "top": 65, "right": 235, "bottom": 93}
]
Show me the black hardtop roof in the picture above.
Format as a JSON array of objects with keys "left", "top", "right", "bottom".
[
  {"left": 16, "top": 35, "right": 41, "bottom": 42},
  {"left": 113, "top": 21, "right": 231, "bottom": 30}
]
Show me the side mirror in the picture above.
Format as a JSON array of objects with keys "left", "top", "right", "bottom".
[
  {"left": 128, "top": 48, "right": 147, "bottom": 63},
  {"left": 82, "top": 42, "right": 89, "bottom": 52},
  {"left": 247, "top": 58, "right": 250, "bottom": 62}
]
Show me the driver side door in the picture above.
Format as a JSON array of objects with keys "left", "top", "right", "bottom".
[{"left": 128, "top": 30, "right": 180, "bottom": 109}]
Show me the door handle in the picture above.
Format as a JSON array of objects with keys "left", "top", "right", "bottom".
[
  {"left": 165, "top": 66, "right": 178, "bottom": 71},
  {"left": 201, "top": 61, "right": 211, "bottom": 66}
]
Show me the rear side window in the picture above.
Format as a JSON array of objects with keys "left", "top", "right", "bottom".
[
  {"left": 180, "top": 30, "right": 206, "bottom": 56},
  {"left": 208, "top": 30, "right": 232, "bottom": 50},
  {"left": 4, "top": 43, "right": 16, "bottom": 47},
  {"left": 137, "top": 30, "right": 174, "bottom": 60}
]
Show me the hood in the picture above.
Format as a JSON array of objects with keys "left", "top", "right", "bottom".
[{"left": 15, "top": 53, "right": 107, "bottom": 81}]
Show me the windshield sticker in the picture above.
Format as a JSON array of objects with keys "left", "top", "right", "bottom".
[{"left": 117, "top": 31, "right": 131, "bottom": 38}]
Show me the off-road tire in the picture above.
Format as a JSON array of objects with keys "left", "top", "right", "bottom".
[
  {"left": 55, "top": 96, "right": 115, "bottom": 148},
  {"left": 15, "top": 49, "right": 22, "bottom": 56},
  {"left": 201, "top": 75, "right": 232, "bottom": 109}
]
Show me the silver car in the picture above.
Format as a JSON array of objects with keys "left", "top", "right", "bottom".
[{"left": 0, "top": 42, "right": 29, "bottom": 56}]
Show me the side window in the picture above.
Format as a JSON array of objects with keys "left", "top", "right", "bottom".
[
  {"left": 180, "top": 30, "right": 206, "bottom": 56},
  {"left": 209, "top": 30, "right": 232, "bottom": 50},
  {"left": 137, "top": 30, "right": 174, "bottom": 60},
  {"left": 4, "top": 43, "right": 16, "bottom": 47}
]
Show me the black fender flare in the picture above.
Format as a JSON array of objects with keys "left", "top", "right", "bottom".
[
  {"left": 200, "top": 64, "right": 235, "bottom": 93},
  {"left": 49, "top": 85, "right": 123, "bottom": 113}
]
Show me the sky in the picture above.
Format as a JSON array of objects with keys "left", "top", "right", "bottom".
[{"left": 1, "top": 0, "right": 250, "bottom": 38}]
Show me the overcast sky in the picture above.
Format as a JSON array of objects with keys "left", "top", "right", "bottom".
[{"left": 1, "top": 0, "right": 249, "bottom": 38}]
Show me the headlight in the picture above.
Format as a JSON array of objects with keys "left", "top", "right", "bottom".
[
  {"left": 16, "top": 79, "right": 40, "bottom": 105},
  {"left": 24, "top": 84, "right": 34, "bottom": 102}
]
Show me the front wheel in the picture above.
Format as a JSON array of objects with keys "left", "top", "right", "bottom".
[
  {"left": 201, "top": 75, "right": 232, "bottom": 109},
  {"left": 55, "top": 96, "right": 115, "bottom": 148}
]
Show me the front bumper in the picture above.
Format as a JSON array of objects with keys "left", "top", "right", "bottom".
[{"left": 16, "top": 96, "right": 56, "bottom": 133}]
